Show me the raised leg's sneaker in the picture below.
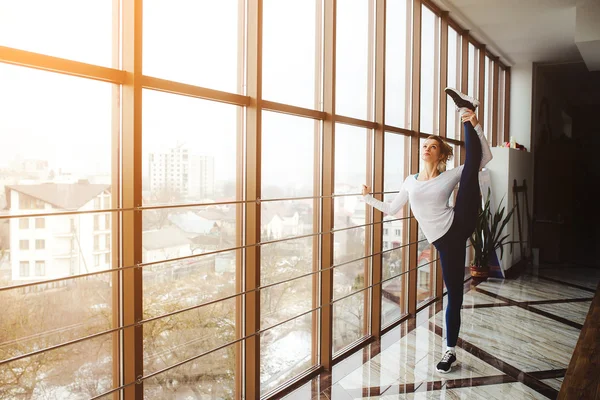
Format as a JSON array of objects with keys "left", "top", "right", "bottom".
[
  {"left": 445, "top": 87, "right": 479, "bottom": 111},
  {"left": 436, "top": 350, "right": 457, "bottom": 373}
]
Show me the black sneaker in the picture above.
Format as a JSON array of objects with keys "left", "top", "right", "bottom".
[
  {"left": 436, "top": 350, "right": 457, "bottom": 373},
  {"left": 444, "top": 87, "right": 479, "bottom": 111}
]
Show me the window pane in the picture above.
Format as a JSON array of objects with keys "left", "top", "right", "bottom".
[
  {"left": 334, "top": 259, "right": 367, "bottom": 300},
  {"left": 468, "top": 43, "right": 479, "bottom": 99},
  {"left": 381, "top": 220, "right": 409, "bottom": 327},
  {"left": 417, "top": 262, "right": 435, "bottom": 304},
  {"left": 417, "top": 226, "right": 435, "bottom": 304},
  {"left": 143, "top": 1, "right": 242, "bottom": 93},
  {"left": 35, "top": 261, "right": 45, "bottom": 276},
  {"left": 263, "top": 0, "right": 318, "bottom": 109},
  {"left": 334, "top": 195, "right": 366, "bottom": 230},
  {"left": 143, "top": 251, "right": 236, "bottom": 319},
  {"left": 19, "top": 261, "right": 30, "bottom": 277},
  {"left": 142, "top": 90, "right": 240, "bottom": 205},
  {"left": 420, "top": 6, "right": 440, "bottom": 134},
  {"left": 382, "top": 220, "right": 408, "bottom": 257},
  {"left": 382, "top": 275, "right": 407, "bottom": 327},
  {"left": 333, "top": 291, "right": 366, "bottom": 354},
  {"left": 484, "top": 57, "right": 494, "bottom": 142},
  {"left": 0, "top": 65, "right": 113, "bottom": 216},
  {"left": 333, "top": 226, "right": 366, "bottom": 266},
  {"left": 260, "top": 312, "right": 314, "bottom": 396},
  {"left": 141, "top": 205, "right": 238, "bottom": 264},
  {"left": 334, "top": 124, "right": 371, "bottom": 195},
  {"left": 262, "top": 200, "right": 315, "bottom": 241},
  {"left": 262, "top": 112, "right": 317, "bottom": 199},
  {"left": 497, "top": 68, "right": 506, "bottom": 145},
  {"left": 0, "top": 0, "right": 114, "bottom": 67},
  {"left": 336, "top": 0, "right": 373, "bottom": 120},
  {"left": 261, "top": 237, "right": 314, "bottom": 287},
  {"left": 417, "top": 226, "right": 434, "bottom": 265},
  {"left": 261, "top": 275, "right": 312, "bottom": 330},
  {"left": 260, "top": 238, "right": 316, "bottom": 394},
  {"left": 144, "top": 345, "right": 235, "bottom": 399},
  {"left": 447, "top": 143, "right": 458, "bottom": 171},
  {"left": 419, "top": 138, "right": 426, "bottom": 173},
  {"left": 384, "top": 133, "right": 410, "bottom": 192},
  {"left": 143, "top": 298, "right": 236, "bottom": 376},
  {"left": 385, "top": 0, "right": 411, "bottom": 129},
  {"left": 0, "top": 274, "right": 115, "bottom": 398},
  {"left": 446, "top": 27, "right": 461, "bottom": 140}
]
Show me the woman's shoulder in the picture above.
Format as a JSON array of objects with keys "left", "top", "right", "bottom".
[
  {"left": 404, "top": 174, "right": 417, "bottom": 183},
  {"left": 444, "top": 165, "right": 465, "bottom": 177}
]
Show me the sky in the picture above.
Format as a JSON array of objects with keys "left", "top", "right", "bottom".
[{"left": 0, "top": 0, "right": 444, "bottom": 197}]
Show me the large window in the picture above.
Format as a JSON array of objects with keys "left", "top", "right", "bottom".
[
  {"left": 263, "top": 0, "right": 319, "bottom": 109},
  {"left": 143, "top": 1, "right": 242, "bottom": 93},
  {"left": 260, "top": 111, "right": 318, "bottom": 395},
  {"left": 381, "top": 133, "right": 411, "bottom": 327},
  {"left": 0, "top": 1, "right": 509, "bottom": 398},
  {"left": 484, "top": 55, "right": 494, "bottom": 141},
  {"left": 498, "top": 67, "right": 507, "bottom": 144},
  {"left": 333, "top": 123, "right": 371, "bottom": 353},
  {"left": 420, "top": 5, "right": 441, "bottom": 134},
  {"left": 0, "top": 1, "right": 113, "bottom": 66},
  {"left": 446, "top": 27, "right": 462, "bottom": 140},
  {"left": 386, "top": 0, "right": 412, "bottom": 129},
  {"left": 468, "top": 43, "right": 479, "bottom": 99},
  {"left": 0, "top": 31, "right": 116, "bottom": 398},
  {"left": 336, "top": 0, "right": 374, "bottom": 120}
]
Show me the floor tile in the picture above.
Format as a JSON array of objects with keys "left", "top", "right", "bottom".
[
  {"left": 432, "top": 305, "right": 580, "bottom": 372},
  {"left": 288, "top": 267, "right": 591, "bottom": 400},
  {"left": 541, "top": 377, "right": 563, "bottom": 391},
  {"left": 530, "top": 301, "right": 592, "bottom": 325},
  {"left": 461, "top": 290, "right": 507, "bottom": 306},
  {"left": 476, "top": 275, "right": 592, "bottom": 302},
  {"left": 338, "top": 326, "right": 505, "bottom": 393},
  {"left": 534, "top": 266, "right": 600, "bottom": 290},
  {"left": 379, "top": 382, "right": 548, "bottom": 399}
]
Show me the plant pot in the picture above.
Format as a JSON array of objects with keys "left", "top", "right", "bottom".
[{"left": 469, "top": 264, "right": 489, "bottom": 282}]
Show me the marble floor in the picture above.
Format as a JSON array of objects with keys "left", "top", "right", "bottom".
[{"left": 283, "top": 265, "right": 599, "bottom": 399}]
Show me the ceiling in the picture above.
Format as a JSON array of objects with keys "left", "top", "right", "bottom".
[{"left": 431, "top": 0, "right": 585, "bottom": 66}]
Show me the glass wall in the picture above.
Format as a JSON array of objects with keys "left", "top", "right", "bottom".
[{"left": 0, "top": 0, "right": 510, "bottom": 398}]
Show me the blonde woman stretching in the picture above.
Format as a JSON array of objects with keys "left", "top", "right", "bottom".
[{"left": 362, "top": 88, "right": 493, "bottom": 373}]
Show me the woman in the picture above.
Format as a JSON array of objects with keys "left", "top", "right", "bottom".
[{"left": 362, "top": 88, "right": 493, "bottom": 373}]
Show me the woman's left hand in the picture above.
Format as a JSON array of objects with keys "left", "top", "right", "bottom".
[{"left": 461, "top": 110, "right": 479, "bottom": 127}]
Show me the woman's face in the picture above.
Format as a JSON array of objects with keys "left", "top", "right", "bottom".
[{"left": 421, "top": 139, "right": 443, "bottom": 163}]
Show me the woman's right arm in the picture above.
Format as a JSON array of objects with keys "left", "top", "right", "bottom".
[{"left": 362, "top": 183, "right": 409, "bottom": 216}]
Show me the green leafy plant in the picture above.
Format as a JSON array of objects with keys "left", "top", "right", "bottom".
[{"left": 469, "top": 188, "right": 514, "bottom": 270}]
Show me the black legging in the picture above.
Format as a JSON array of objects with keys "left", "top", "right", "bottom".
[{"left": 433, "top": 121, "right": 482, "bottom": 347}]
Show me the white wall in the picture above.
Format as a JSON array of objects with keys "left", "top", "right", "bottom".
[
  {"left": 509, "top": 62, "right": 533, "bottom": 151},
  {"left": 485, "top": 147, "right": 534, "bottom": 273}
]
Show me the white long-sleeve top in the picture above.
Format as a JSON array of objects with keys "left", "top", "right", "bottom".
[{"left": 363, "top": 124, "right": 493, "bottom": 243}]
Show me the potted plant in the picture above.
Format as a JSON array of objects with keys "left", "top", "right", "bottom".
[{"left": 469, "top": 189, "right": 514, "bottom": 282}]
